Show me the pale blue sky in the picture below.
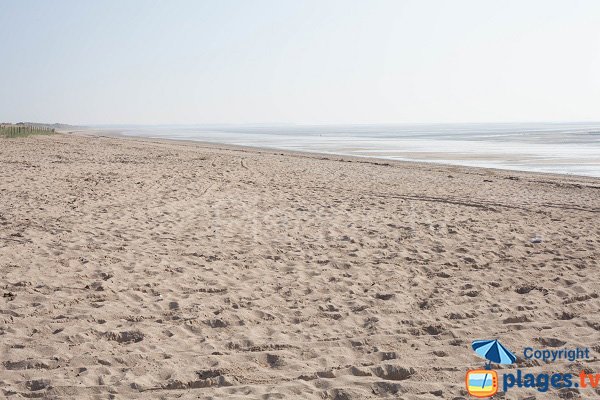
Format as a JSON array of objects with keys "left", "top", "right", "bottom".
[{"left": 1, "top": 0, "right": 599, "bottom": 125}]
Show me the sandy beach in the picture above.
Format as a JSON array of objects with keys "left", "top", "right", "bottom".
[{"left": 1, "top": 133, "right": 599, "bottom": 399}]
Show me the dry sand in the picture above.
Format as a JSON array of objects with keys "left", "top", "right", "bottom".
[{"left": 1, "top": 133, "right": 599, "bottom": 399}]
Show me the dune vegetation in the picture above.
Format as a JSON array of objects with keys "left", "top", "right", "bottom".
[{"left": 0, "top": 124, "right": 56, "bottom": 138}]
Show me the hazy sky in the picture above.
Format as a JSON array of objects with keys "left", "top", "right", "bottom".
[{"left": 1, "top": 0, "right": 599, "bottom": 125}]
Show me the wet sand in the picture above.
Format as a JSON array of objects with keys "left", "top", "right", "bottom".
[{"left": 1, "top": 133, "right": 599, "bottom": 399}]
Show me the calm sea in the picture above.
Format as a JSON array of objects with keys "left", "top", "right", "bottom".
[{"left": 104, "top": 122, "right": 600, "bottom": 177}]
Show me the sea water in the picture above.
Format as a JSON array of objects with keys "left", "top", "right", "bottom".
[{"left": 106, "top": 122, "right": 600, "bottom": 177}]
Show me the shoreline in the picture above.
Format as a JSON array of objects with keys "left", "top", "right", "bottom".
[{"left": 67, "top": 129, "right": 600, "bottom": 186}]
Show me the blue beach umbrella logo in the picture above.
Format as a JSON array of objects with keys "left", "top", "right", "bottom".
[
  {"left": 472, "top": 339, "right": 516, "bottom": 368},
  {"left": 466, "top": 339, "right": 516, "bottom": 397}
]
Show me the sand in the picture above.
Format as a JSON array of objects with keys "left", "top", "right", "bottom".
[{"left": 1, "top": 133, "right": 599, "bottom": 399}]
